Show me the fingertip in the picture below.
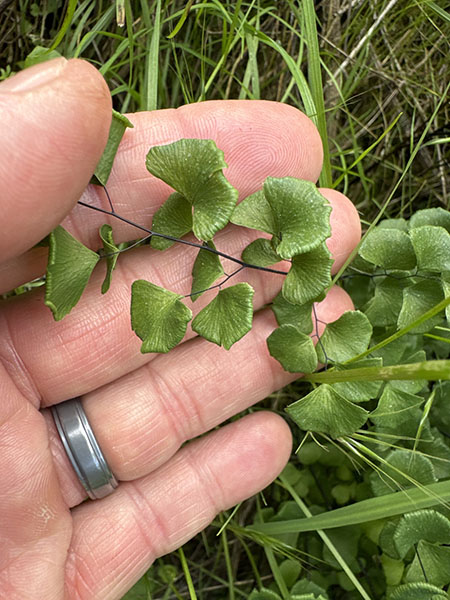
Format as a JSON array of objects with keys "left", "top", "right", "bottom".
[
  {"left": 320, "top": 187, "right": 361, "bottom": 272},
  {"left": 0, "top": 58, "right": 112, "bottom": 262},
  {"left": 211, "top": 411, "right": 293, "bottom": 507}
]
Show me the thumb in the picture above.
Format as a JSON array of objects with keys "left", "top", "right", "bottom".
[{"left": 0, "top": 58, "right": 112, "bottom": 263}]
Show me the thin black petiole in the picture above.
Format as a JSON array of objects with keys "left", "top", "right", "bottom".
[
  {"left": 103, "top": 186, "right": 116, "bottom": 214},
  {"left": 313, "top": 303, "right": 329, "bottom": 369},
  {"left": 185, "top": 266, "right": 245, "bottom": 299},
  {"left": 78, "top": 200, "right": 289, "bottom": 276}
]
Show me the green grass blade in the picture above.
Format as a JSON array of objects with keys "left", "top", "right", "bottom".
[
  {"left": 305, "top": 359, "right": 450, "bottom": 384},
  {"left": 167, "top": 0, "right": 195, "bottom": 39},
  {"left": 178, "top": 547, "right": 198, "bottom": 600},
  {"left": 141, "top": 0, "right": 162, "bottom": 111},
  {"left": 278, "top": 473, "right": 372, "bottom": 600},
  {"left": 49, "top": 0, "right": 78, "bottom": 51},
  {"left": 302, "top": 0, "right": 332, "bottom": 187},
  {"left": 251, "top": 480, "right": 450, "bottom": 535},
  {"left": 349, "top": 295, "right": 450, "bottom": 363},
  {"left": 252, "top": 28, "right": 315, "bottom": 118},
  {"left": 330, "top": 80, "right": 450, "bottom": 288}
]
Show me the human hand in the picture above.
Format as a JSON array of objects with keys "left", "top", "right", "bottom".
[{"left": 0, "top": 59, "right": 360, "bottom": 599}]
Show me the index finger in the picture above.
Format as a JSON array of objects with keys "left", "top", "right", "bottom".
[{"left": 1, "top": 100, "right": 323, "bottom": 291}]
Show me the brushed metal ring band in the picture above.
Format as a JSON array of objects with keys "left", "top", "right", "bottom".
[{"left": 51, "top": 398, "right": 118, "bottom": 500}]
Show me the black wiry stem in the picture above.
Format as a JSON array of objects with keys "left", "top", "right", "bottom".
[
  {"left": 312, "top": 303, "right": 330, "bottom": 369},
  {"left": 184, "top": 266, "right": 245, "bottom": 299},
  {"left": 78, "top": 200, "right": 289, "bottom": 276}
]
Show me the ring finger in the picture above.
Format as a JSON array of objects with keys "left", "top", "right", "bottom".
[{"left": 43, "top": 284, "right": 353, "bottom": 508}]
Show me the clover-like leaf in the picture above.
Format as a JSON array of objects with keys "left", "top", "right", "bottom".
[
  {"left": 231, "top": 190, "right": 276, "bottom": 234},
  {"left": 389, "top": 583, "right": 448, "bottom": 600},
  {"left": 364, "top": 276, "right": 412, "bottom": 327},
  {"left": 331, "top": 358, "right": 383, "bottom": 402},
  {"left": 359, "top": 228, "right": 416, "bottom": 270},
  {"left": 410, "top": 225, "right": 450, "bottom": 272},
  {"left": 291, "top": 579, "right": 329, "bottom": 599},
  {"left": 441, "top": 271, "right": 450, "bottom": 321},
  {"left": 409, "top": 207, "right": 450, "bottom": 232},
  {"left": 267, "top": 325, "right": 317, "bottom": 373},
  {"left": 397, "top": 279, "right": 444, "bottom": 333},
  {"left": 247, "top": 588, "right": 282, "bottom": 600},
  {"left": 315, "top": 311, "right": 372, "bottom": 363},
  {"left": 191, "top": 241, "right": 224, "bottom": 301},
  {"left": 264, "top": 177, "right": 332, "bottom": 259},
  {"left": 369, "top": 449, "right": 436, "bottom": 497},
  {"left": 370, "top": 385, "right": 424, "bottom": 438},
  {"left": 191, "top": 283, "right": 254, "bottom": 349},
  {"left": 241, "top": 238, "right": 282, "bottom": 267},
  {"left": 271, "top": 292, "right": 313, "bottom": 334},
  {"left": 282, "top": 243, "right": 333, "bottom": 305},
  {"left": 389, "top": 348, "right": 427, "bottom": 394},
  {"left": 91, "top": 110, "right": 134, "bottom": 186},
  {"left": 45, "top": 226, "right": 100, "bottom": 321},
  {"left": 99, "top": 224, "right": 120, "bottom": 294},
  {"left": 378, "top": 217, "right": 409, "bottom": 231},
  {"left": 131, "top": 280, "right": 192, "bottom": 353},
  {"left": 286, "top": 385, "right": 369, "bottom": 438},
  {"left": 151, "top": 192, "right": 193, "bottom": 250},
  {"left": 405, "top": 541, "right": 450, "bottom": 587},
  {"left": 394, "top": 509, "right": 450, "bottom": 559},
  {"left": 146, "top": 139, "right": 238, "bottom": 241}
]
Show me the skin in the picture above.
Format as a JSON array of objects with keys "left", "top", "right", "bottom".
[{"left": 0, "top": 58, "right": 361, "bottom": 600}]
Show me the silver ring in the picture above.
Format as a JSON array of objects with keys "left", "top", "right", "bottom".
[{"left": 51, "top": 398, "right": 118, "bottom": 500}]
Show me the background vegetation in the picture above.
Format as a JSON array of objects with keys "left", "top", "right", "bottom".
[{"left": 1, "top": 1, "right": 449, "bottom": 598}]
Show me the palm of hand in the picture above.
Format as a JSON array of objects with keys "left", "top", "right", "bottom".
[{"left": 0, "top": 59, "right": 359, "bottom": 599}]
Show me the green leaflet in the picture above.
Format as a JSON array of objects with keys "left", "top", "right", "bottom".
[
  {"left": 378, "top": 217, "right": 409, "bottom": 231},
  {"left": 380, "top": 554, "right": 404, "bottom": 586},
  {"left": 405, "top": 541, "right": 450, "bottom": 587},
  {"left": 389, "top": 583, "right": 448, "bottom": 600},
  {"left": 45, "top": 226, "right": 100, "bottom": 321},
  {"left": 315, "top": 310, "right": 372, "bottom": 364},
  {"left": 370, "top": 385, "right": 424, "bottom": 438},
  {"left": 291, "top": 579, "right": 329, "bottom": 599},
  {"left": 264, "top": 177, "right": 332, "bottom": 259},
  {"left": 359, "top": 228, "right": 416, "bottom": 270},
  {"left": 91, "top": 110, "right": 134, "bottom": 186},
  {"left": 389, "top": 349, "right": 427, "bottom": 394},
  {"left": 99, "top": 224, "right": 119, "bottom": 294},
  {"left": 441, "top": 271, "right": 450, "bottom": 320},
  {"left": 241, "top": 237, "right": 281, "bottom": 267},
  {"left": 271, "top": 292, "right": 313, "bottom": 334},
  {"left": 409, "top": 207, "right": 450, "bottom": 232},
  {"left": 286, "top": 384, "right": 369, "bottom": 438},
  {"left": 231, "top": 189, "right": 276, "bottom": 234},
  {"left": 191, "top": 241, "right": 224, "bottom": 301},
  {"left": 146, "top": 139, "right": 238, "bottom": 241},
  {"left": 330, "top": 358, "right": 384, "bottom": 403},
  {"left": 397, "top": 279, "right": 444, "bottom": 333},
  {"left": 410, "top": 225, "right": 450, "bottom": 272},
  {"left": 267, "top": 324, "right": 317, "bottom": 373},
  {"left": 231, "top": 178, "right": 331, "bottom": 259},
  {"left": 247, "top": 589, "right": 282, "bottom": 600},
  {"left": 191, "top": 283, "right": 254, "bottom": 350},
  {"left": 282, "top": 243, "right": 333, "bottom": 305},
  {"left": 151, "top": 192, "right": 193, "bottom": 250},
  {"left": 393, "top": 509, "right": 450, "bottom": 558},
  {"left": 364, "top": 276, "right": 412, "bottom": 327},
  {"left": 369, "top": 449, "right": 437, "bottom": 497},
  {"left": 131, "top": 280, "right": 192, "bottom": 353}
]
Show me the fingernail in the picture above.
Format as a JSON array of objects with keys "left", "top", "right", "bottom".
[{"left": 0, "top": 57, "right": 68, "bottom": 93}]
